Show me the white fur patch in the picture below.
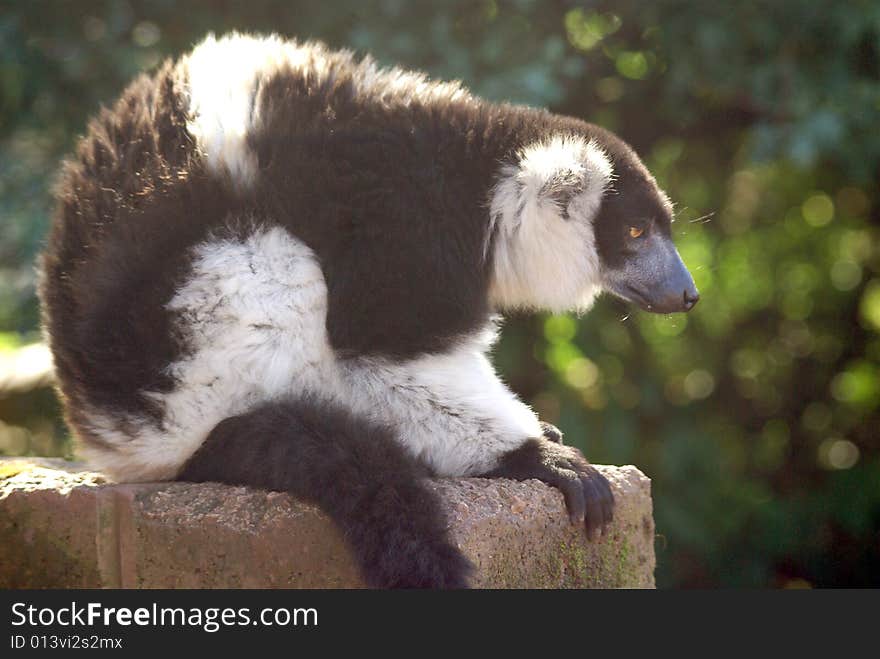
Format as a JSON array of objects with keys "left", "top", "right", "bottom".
[
  {"left": 80, "top": 226, "right": 336, "bottom": 481},
  {"left": 80, "top": 227, "right": 538, "bottom": 482},
  {"left": 487, "top": 135, "right": 612, "bottom": 313},
  {"left": 340, "top": 331, "right": 542, "bottom": 476},
  {"left": 186, "top": 35, "right": 271, "bottom": 187}
]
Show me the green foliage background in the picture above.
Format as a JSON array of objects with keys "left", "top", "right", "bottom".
[{"left": 1, "top": 0, "right": 878, "bottom": 587}]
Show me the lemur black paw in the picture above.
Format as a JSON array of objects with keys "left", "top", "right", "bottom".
[
  {"left": 483, "top": 439, "right": 614, "bottom": 538},
  {"left": 540, "top": 421, "right": 564, "bottom": 444}
]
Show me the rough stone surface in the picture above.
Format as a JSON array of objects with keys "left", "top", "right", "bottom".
[{"left": 0, "top": 458, "right": 655, "bottom": 588}]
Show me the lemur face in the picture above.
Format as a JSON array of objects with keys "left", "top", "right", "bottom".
[
  {"left": 594, "top": 165, "right": 699, "bottom": 314},
  {"left": 488, "top": 130, "right": 698, "bottom": 315}
]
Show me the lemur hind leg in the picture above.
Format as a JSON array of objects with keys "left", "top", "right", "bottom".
[{"left": 177, "top": 396, "right": 473, "bottom": 589}]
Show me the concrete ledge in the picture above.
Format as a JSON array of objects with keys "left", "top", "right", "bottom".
[{"left": 0, "top": 458, "right": 655, "bottom": 588}]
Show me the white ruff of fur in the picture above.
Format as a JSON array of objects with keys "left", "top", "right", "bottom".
[
  {"left": 488, "top": 134, "right": 613, "bottom": 313},
  {"left": 185, "top": 33, "right": 471, "bottom": 188},
  {"left": 80, "top": 227, "right": 540, "bottom": 482}
]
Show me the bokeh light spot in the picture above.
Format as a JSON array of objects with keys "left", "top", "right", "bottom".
[
  {"left": 683, "top": 369, "right": 715, "bottom": 400},
  {"left": 830, "top": 260, "right": 861, "bottom": 291},
  {"left": 132, "top": 21, "right": 161, "bottom": 48},
  {"left": 818, "top": 438, "right": 860, "bottom": 470},
  {"left": 565, "top": 357, "right": 599, "bottom": 390},
  {"left": 860, "top": 279, "right": 880, "bottom": 332},
  {"left": 830, "top": 360, "right": 880, "bottom": 409},
  {"left": 615, "top": 51, "right": 649, "bottom": 79},
  {"left": 564, "top": 9, "right": 620, "bottom": 51},
  {"left": 802, "top": 193, "right": 834, "bottom": 227},
  {"left": 544, "top": 314, "right": 577, "bottom": 343}
]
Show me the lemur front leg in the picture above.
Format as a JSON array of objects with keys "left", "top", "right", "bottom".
[{"left": 342, "top": 345, "right": 613, "bottom": 537}]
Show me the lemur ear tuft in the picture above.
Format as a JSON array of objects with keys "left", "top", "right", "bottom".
[
  {"left": 517, "top": 135, "right": 613, "bottom": 221},
  {"left": 539, "top": 167, "right": 589, "bottom": 219}
]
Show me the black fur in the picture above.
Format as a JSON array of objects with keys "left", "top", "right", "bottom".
[
  {"left": 178, "top": 397, "right": 473, "bottom": 589},
  {"left": 247, "top": 77, "right": 584, "bottom": 358}
]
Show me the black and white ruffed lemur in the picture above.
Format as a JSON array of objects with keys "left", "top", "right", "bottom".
[{"left": 40, "top": 33, "right": 699, "bottom": 588}]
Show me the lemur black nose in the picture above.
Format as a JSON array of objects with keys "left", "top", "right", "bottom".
[{"left": 683, "top": 289, "right": 700, "bottom": 311}]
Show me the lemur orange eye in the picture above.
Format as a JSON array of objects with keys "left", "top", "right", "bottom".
[{"left": 629, "top": 226, "right": 644, "bottom": 238}]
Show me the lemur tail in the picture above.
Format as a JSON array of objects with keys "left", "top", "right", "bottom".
[{"left": 176, "top": 396, "right": 473, "bottom": 589}]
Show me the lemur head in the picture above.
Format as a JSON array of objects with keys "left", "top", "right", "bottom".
[{"left": 488, "top": 126, "right": 699, "bottom": 315}]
